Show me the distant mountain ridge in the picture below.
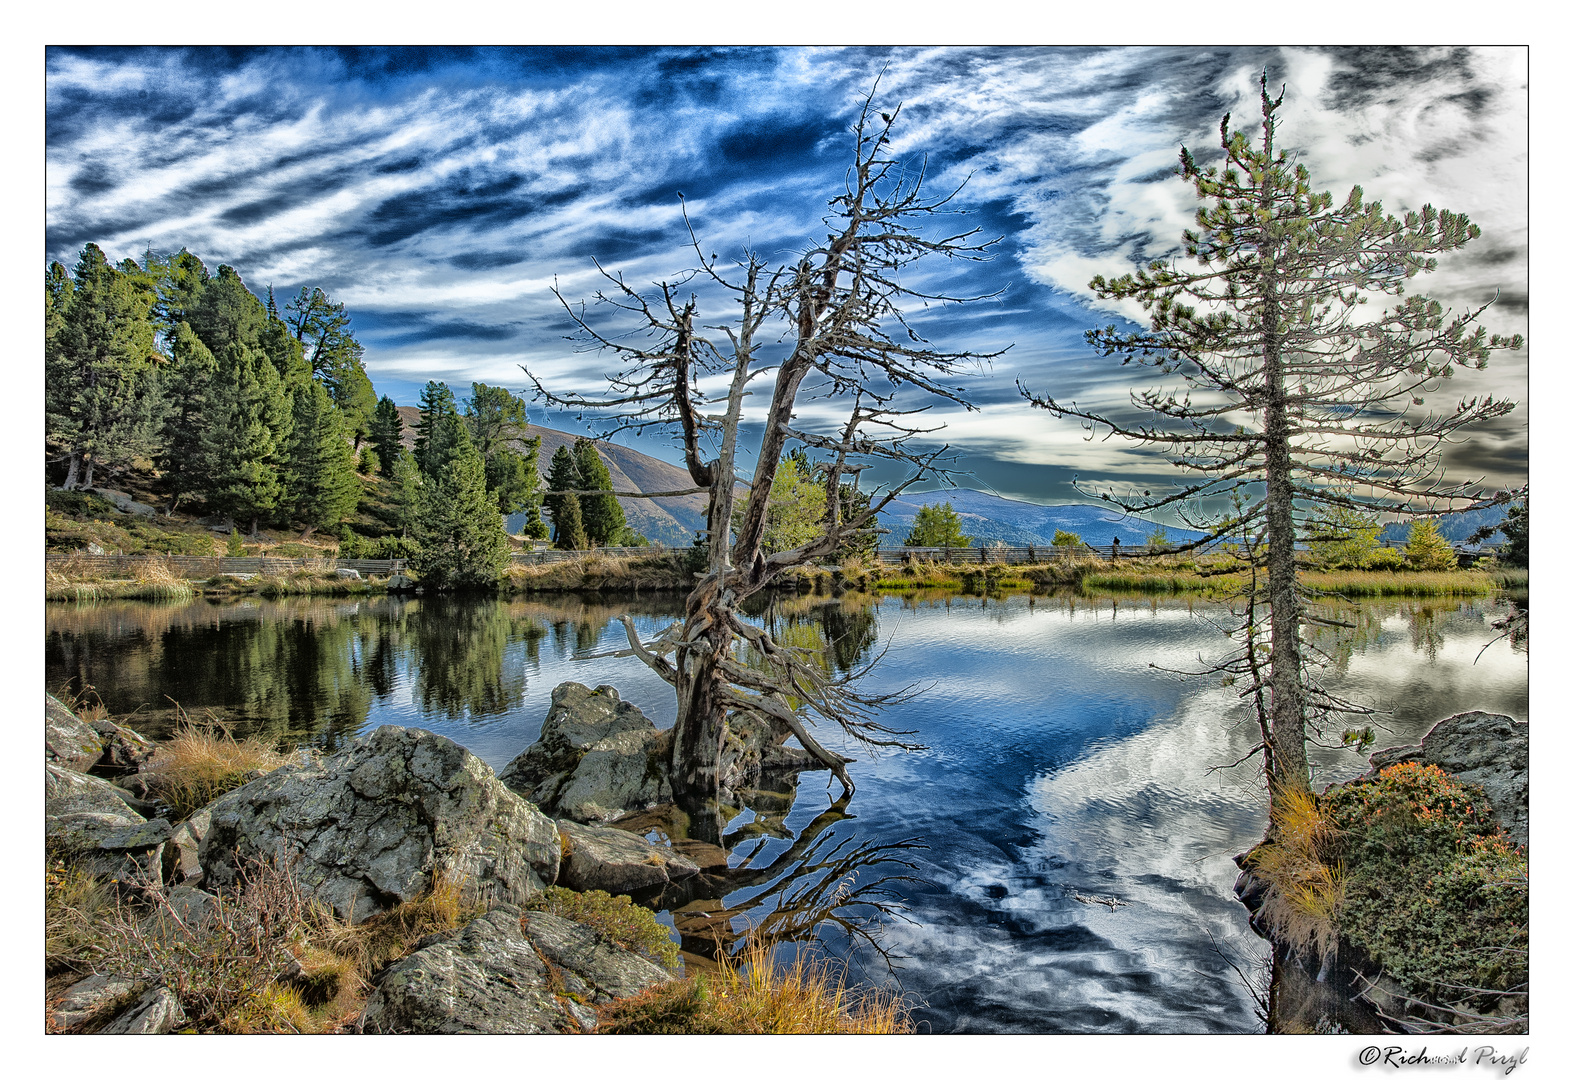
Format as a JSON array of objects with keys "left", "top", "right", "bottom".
[{"left": 876, "top": 489, "right": 1205, "bottom": 548}]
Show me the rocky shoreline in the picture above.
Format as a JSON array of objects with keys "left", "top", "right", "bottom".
[
  {"left": 44, "top": 681, "right": 825, "bottom": 1034},
  {"left": 1233, "top": 711, "right": 1529, "bottom": 1035}
]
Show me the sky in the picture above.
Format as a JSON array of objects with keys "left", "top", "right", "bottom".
[{"left": 44, "top": 45, "right": 1529, "bottom": 510}]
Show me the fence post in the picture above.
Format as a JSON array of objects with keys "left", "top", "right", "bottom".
[{"left": 980, "top": 546, "right": 987, "bottom": 564}]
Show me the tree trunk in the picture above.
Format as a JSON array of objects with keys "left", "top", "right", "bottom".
[
  {"left": 81, "top": 455, "right": 95, "bottom": 491},
  {"left": 63, "top": 450, "right": 81, "bottom": 491},
  {"left": 668, "top": 583, "right": 731, "bottom": 812}
]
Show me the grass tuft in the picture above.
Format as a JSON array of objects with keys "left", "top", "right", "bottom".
[
  {"left": 1248, "top": 788, "right": 1344, "bottom": 965},
  {"left": 595, "top": 938, "right": 911, "bottom": 1034},
  {"left": 137, "top": 714, "right": 291, "bottom": 820}
]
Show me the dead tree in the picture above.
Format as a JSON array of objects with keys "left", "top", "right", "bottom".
[
  {"left": 1020, "top": 76, "right": 1522, "bottom": 802},
  {"left": 525, "top": 87, "right": 1005, "bottom": 816}
]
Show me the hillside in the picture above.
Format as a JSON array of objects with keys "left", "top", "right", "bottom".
[
  {"left": 877, "top": 489, "right": 1206, "bottom": 548},
  {"left": 394, "top": 407, "right": 706, "bottom": 546}
]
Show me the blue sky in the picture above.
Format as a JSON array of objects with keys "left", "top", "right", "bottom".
[{"left": 45, "top": 45, "right": 1528, "bottom": 507}]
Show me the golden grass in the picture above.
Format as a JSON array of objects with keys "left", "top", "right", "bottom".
[
  {"left": 1300, "top": 569, "right": 1494, "bottom": 597},
  {"left": 1247, "top": 788, "right": 1343, "bottom": 964},
  {"left": 596, "top": 939, "right": 912, "bottom": 1034},
  {"left": 502, "top": 550, "right": 690, "bottom": 593},
  {"left": 138, "top": 716, "right": 292, "bottom": 820}
]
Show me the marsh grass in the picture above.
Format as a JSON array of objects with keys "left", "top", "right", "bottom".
[
  {"left": 138, "top": 713, "right": 291, "bottom": 820},
  {"left": 1301, "top": 570, "right": 1494, "bottom": 597},
  {"left": 502, "top": 550, "right": 690, "bottom": 593},
  {"left": 595, "top": 938, "right": 912, "bottom": 1034},
  {"left": 1247, "top": 789, "right": 1344, "bottom": 966}
]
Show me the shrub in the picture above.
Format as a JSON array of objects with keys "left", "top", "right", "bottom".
[
  {"left": 596, "top": 939, "right": 911, "bottom": 1034},
  {"left": 1366, "top": 546, "right": 1404, "bottom": 571},
  {"left": 525, "top": 887, "right": 681, "bottom": 972},
  {"left": 1323, "top": 763, "right": 1527, "bottom": 1006},
  {"left": 138, "top": 716, "right": 291, "bottom": 820}
]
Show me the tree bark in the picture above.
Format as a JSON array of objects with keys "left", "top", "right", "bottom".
[{"left": 63, "top": 450, "right": 81, "bottom": 491}]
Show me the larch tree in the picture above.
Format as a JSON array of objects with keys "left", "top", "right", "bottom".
[
  {"left": 525, "top": 88, "right": 1003, "bottom": 823},
  {"left": 902, "top": 502, "right": 971, "bottom": 547},
  {"left": 1020, "top": 77, "right": 1522, "bottom": 802}
]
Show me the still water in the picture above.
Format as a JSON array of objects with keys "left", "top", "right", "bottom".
[{"left": 45, "top": 588, "right": 1527, "bottom": 1033}]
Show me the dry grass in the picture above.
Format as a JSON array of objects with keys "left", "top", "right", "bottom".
[
  {"left": 138, "top": 715, "right": 292, "bottom": 821},
  {"left": 596, "top": 939, "right": 912, "bottom": 1034},
  {"left": 1247, "top": 788, "right": 1343, "bottom": 965},
  {"left": 1300, "top": 569, "right": 1494, "bottom": 597},
  {"left": 502, "top": 551, "right": 690, "bottom": 593}
]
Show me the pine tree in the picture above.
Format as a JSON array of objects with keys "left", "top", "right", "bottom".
[
  {"left": 388, "top": 448, "right": 422, "bottom": 538},
  {"left": 156, "top": 321, "right": 219, "bottom": 512},
  {"left": 369, "top": 396, "right": 406, "bottom": 476},
  {"left": 464, "top": 383, "right": 542, "bottom": 515},
  {"left": 46, "top": 244, "right": 166, "bottom": 490},
  {"left": 904, "top": 502, "right": 971, "bottom": 547},
  {"left": 573, "top": 437, "right": 625, "bottom": 547},
  {"left": 285, "top": 286, "right": 376, "bottom": 445},
  {"left": 197, "top": 342, "right": 292, "bottom": 535},
  {"left": 411, "top": 423, "right": 511, "bottom": 589},
  {"left": 544, "top": 444, "right": 586, "bottom": 549},
  {"left": 284, "top": 379, "right": 360, "bottom": 537},
  {"left": 414, "top": 382, "right": 462, "bottom": 479},
  {"left": 1021, "top": 77, "right": 1522, "bottom": 799},
  {"left": 520, "top": 503, "right": 549, "bottom": 541}
]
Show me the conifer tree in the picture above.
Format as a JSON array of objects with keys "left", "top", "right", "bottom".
[
  {"left": 45, "top": 244, "right": 166, "bottom": 489},
  {"left": 369, "top": 396, "right": 406, "bottom": 476},
  {"left": 1403, "top": 518, "right": 1458, "bottom": 571},
  {"left": 544, "top": 443, "right": 586, "bottom": 549},
  {"left": 464, "top": 383, "right": 542, "bottom": 516},
  {"left": 904, "top": 502, "right": 971, "bottom": 547},
  {"left": 156, "top": 321, "right": 219, "bottom": 513},
  {"left": 284, "top": 379, "right": 360, "bottom": 537},
  {"left": 388, "top": 448, "right": 422, "bottom": 538},
  {"left": 573, "top": 437, "right": 626, "bottom": 546},
  {"left": 414, "top": 382, "right": 463, "bottom": 479},
  {"left": 286, "top": 286, "right": 376, "bottom": 444},
  {"left": 198, "top": 342, "right": 292, "bottom": 535},
  {"left": 411, "top": 423, "right": 512, "bottom": 589},
  {"left": 1021, "top": 77, "right": 1522, "bottom": 799}
]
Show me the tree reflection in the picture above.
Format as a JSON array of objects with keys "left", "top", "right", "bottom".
[{"left": 409, "top": 596, "right": 535, "bottom": 719}]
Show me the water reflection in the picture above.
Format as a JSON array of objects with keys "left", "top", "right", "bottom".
[{"left": 44, "top": 587, "right": 1526, "bottom": 1033}]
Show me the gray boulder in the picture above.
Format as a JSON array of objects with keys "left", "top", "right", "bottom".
[
  {"left": 52, "top": 973, "right": 138, "bottom": 1031},
  {"left": 164, "top": 808, "right": 211, "bottom": 886},
  {"left": 199, "top": 725, "right": 560, "bottom": 923},
  {"left": 46, "top": 764, "right": 170, "bottom": 883},
  {"left": 499, "top": 683, "right": 672, "bottom": 823},
  {"left": 100, "top": 986, "right": 186, "bottom": 1033},
  {"left": 356, "top": 905, "right": 672, "bottom": 1034},
  {"left": 46, "top": 694, "right": 103, "bottom": 772},
  {"left": 556, "top": 820, "right": 701, "bottom": 894},
  {"left": 1366, "top": 711, "right": 1528, "bottom": 848}
]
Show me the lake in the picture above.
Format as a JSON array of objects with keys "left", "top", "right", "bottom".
[{"left": 45, "top": 587, "right": 1528, "bottom": 1033}]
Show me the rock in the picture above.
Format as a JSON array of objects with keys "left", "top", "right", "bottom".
[
  {"left": 85, "top": 487, "right": 158, "bottom": 518},
  {"left": 46, "top": 694, "right": 103, "bottom": 772},
  {"left": 165, "top": 883, "right": 220, "bottom": 926},
  {"left": 100, "top": 985, "right": 187, "bottom": 1033},
  {"left": 387, "top": 574, "right": 416, "bottom": 591},
  {"left": 1365, "top": 711, "right": 1528, "bottom": 848},
  {"left": 89, "top": 718, "right": 156, "bottom": 774},
  {"left": 356, "top": 905, "right": 672, "bottom": 1034},
  {"left": 199, "top": 726, "right": 560, "bottom": 923},
  {"left": 52, "top": 973, "right": 137, "bottom": 1030},
  {"left": 46, "top": 763, "right": 145, "bottom": 818},
  {"left": 499, "top": 683, "right": 672, "bottom": 823},
  {"left": 46, "top": 763, "right": 170, "bottom": 882},
  {"left": 164, "top": 808, "right": 212, "bottom": 886},
  {"left": 335, "top": 568, "right": 362, "bottom": 579},
  {"left": 556, "top": 820, "right": 701, "bottom": 894}
]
